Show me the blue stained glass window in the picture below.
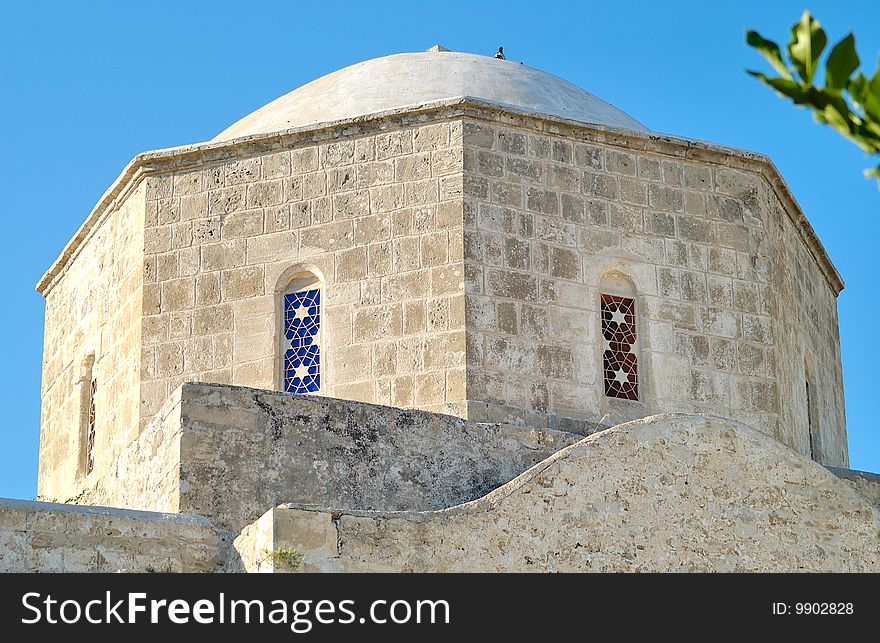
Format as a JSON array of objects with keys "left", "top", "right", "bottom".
[{"left": 283, "top": 288, "right": 321, "bottom": 394}]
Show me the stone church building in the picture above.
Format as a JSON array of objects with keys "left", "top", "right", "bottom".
[{"left": 2, "top": 47, "right": 878, "bottom": 572}]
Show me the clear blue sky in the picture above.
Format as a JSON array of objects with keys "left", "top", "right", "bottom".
[{"left": 1, "top": 1, "right": 877, "bottom": 499}]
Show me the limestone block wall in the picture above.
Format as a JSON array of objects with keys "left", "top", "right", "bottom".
[
  {"left": 35, "top": 102, "right": 850, "bottom": 502},
  {"left": 459, "top": 116, "right": 846, "bottom": 464},
  {"left": 0, "top": 498, "right": 227, "bottom": 572},
  {"left": 264, "top": 414, "right": 879, "bottom": 573},
  {"left": 77, "top": 382, "right": 578, "bottom": 533},
  {"left": 228, "top": 507, "right": 275, "bottom": 572},
  {"left": 178, "top": 383, "right": 576, "bottom": 531},
  {"left": 767, "top": 189, "right": 847, "bottom": 464},
  {"left": 83, "top": 386, "right": 184, "bottom": 514},
  {"left": 230, "top": 502, "right": 335, "bottom": 573},
  {"left": 828, "top": 467, "right": 880, "bottom": 513},
  {"left": 140, "top": 118, "right": 467, "bottom": 431},
  {"left": 37, "top": 183, "right": 146, "bottom": 500}
]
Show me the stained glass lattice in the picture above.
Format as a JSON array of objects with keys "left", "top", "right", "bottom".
[
  {"left": 283, "top": 289, "right": 321, "bottom": 394},
  {"left": 601, "top": 293, "right": 639, "bottom": 401},
  {"left": 86, "top": 377, "right": 97, "bottom": 474}
]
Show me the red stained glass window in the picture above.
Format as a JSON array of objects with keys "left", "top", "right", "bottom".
[
  {"left": 86, "top": 377, "right": 97, "bottom": 474},
  {"left": 601, "top": 294, "right": 639, "bottom": 401}
]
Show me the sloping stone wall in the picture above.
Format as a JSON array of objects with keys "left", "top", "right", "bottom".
[
  {"left": 176, "top": 383, "right": 577, "bottom": 532},
  {"left": 263, "top": 414, "right": 879, "bottom": 572},
  {"left": 0, "top": 498, "right": 226, "bottom": 573},
  {"left": 11, "top": 405, "right": 878, "bottom": 573},
  {"left": 828, "top": 467, "right": 880, "bottom": 513},
  {"left": 78, "top": 382, "right": 578, "bottom": 533}
]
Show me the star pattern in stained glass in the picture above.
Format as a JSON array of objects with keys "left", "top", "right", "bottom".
[
  {"left": 283, "top": 289, "right": 321, "bottom": 394},
  {"left": 601, "top": 293, "right": 639, "bottom": 401}
]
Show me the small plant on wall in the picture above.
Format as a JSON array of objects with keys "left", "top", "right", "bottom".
[{"left": 259, "top": 546, "right": 304, "bottom": 571}]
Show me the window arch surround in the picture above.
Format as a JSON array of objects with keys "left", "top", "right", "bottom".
[
  {"left": 76, "top": 352, "right": 97, "bottom": 479},
  {"left": 274, "top": 265, "right": 325, "bottom": 395}
]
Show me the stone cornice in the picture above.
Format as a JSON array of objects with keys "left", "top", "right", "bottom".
[{"left": 36, "top": 97, "right": 844, "bottom": 297}]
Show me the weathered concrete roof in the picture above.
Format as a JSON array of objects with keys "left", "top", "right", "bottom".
[{"left": 213, "top": 49, "right": 649, "bottom": 141}]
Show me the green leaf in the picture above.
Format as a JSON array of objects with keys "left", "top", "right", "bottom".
[
  {"left": 852, "top": 123, "right": 880, "bottom": 155},
  {"left": 825, "top": 33, "right": 859, "bottom": 90},
  {"left": 863, "top": 67, "right": 880, "bottom": 124},
  {"left": 861, "top": 118, "right": 880, "bottom": 147},
  {"left": 865, "top": 164, "right": 880, "bottom": 189},
  {"left": 788, "top": 11, "right": 827, "bottom": 83},
  {"left": 748, "top": 71, "right": 811, "bottom": 104},
  {"left": 849, "top": 72, "right": 868, "bottom": 110},
  {"left": 746, "top": 30, "right": 791, "bottom": 78},
  {"left": 816, "top": 102, "right": 857, "bottom": 141},
  {"left": 747, "top": 14, "right": 879, "bottom": 188}
]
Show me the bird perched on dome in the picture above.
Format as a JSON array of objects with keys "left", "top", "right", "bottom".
[{"left": 494, "top": 47, "right": 505, "bottom": 60}]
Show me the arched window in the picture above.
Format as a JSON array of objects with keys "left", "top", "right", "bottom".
[
  {"left": 600, "top": 274, "right": 639, "bottom": 401},
  {"left": 87, "top": 376, "right": 97, "bottom": 473},
  {"left": 281, "top": 273, "right": 322, "bottom": 394},
  {"left": 78, "top": 354, "right": 97, "bottom": 477}
]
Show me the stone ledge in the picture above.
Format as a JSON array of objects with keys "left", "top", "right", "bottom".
[
  {"left": 77, "top": 382, "right": 580, "bottom": 534},
  {"left": 36, "top": 98, "right": 843, "bottom": 297},
  {"left": 0, "top": 496, "right": 209, "bottom": 524},
  {"left": 827, "top": 466, "right": 880, "bottom": 512},
  {"left": 0, "top": 497, "right": 228, "bottom": 573}
]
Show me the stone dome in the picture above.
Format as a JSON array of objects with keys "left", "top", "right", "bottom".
[{"left": 213, "top": 48, "right": 649, "bottom": 141}]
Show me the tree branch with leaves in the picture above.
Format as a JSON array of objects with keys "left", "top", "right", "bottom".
[{"left": 746, "top": 11, "right": 880, "bottom": 186}]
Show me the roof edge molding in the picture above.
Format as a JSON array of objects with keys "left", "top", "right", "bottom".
[{"left": 35, "top": 99, "right": 843, "bottom": 298}]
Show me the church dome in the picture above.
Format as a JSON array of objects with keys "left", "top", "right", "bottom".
[{"left": 213, "top": 48, "right": 649, "bottom": 141}]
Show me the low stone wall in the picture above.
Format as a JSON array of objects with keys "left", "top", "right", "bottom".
[
  {"left": 0, "top": 498, "right": 227, "bottom": 572},
  {"left": 177, "top": 383, "right": 578, "bottom": 532},
  {"left": 85, "top": 388, "right": 184, "bottom": 514},
  {"left": 260, "top": 414, "right": 880, "bottom": 572},
  {"left": 80, "top": 382, "right": 578, "bottom": 533},
  {"left": 828, "top": 467, "right": 880, "bottom": 513}
]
